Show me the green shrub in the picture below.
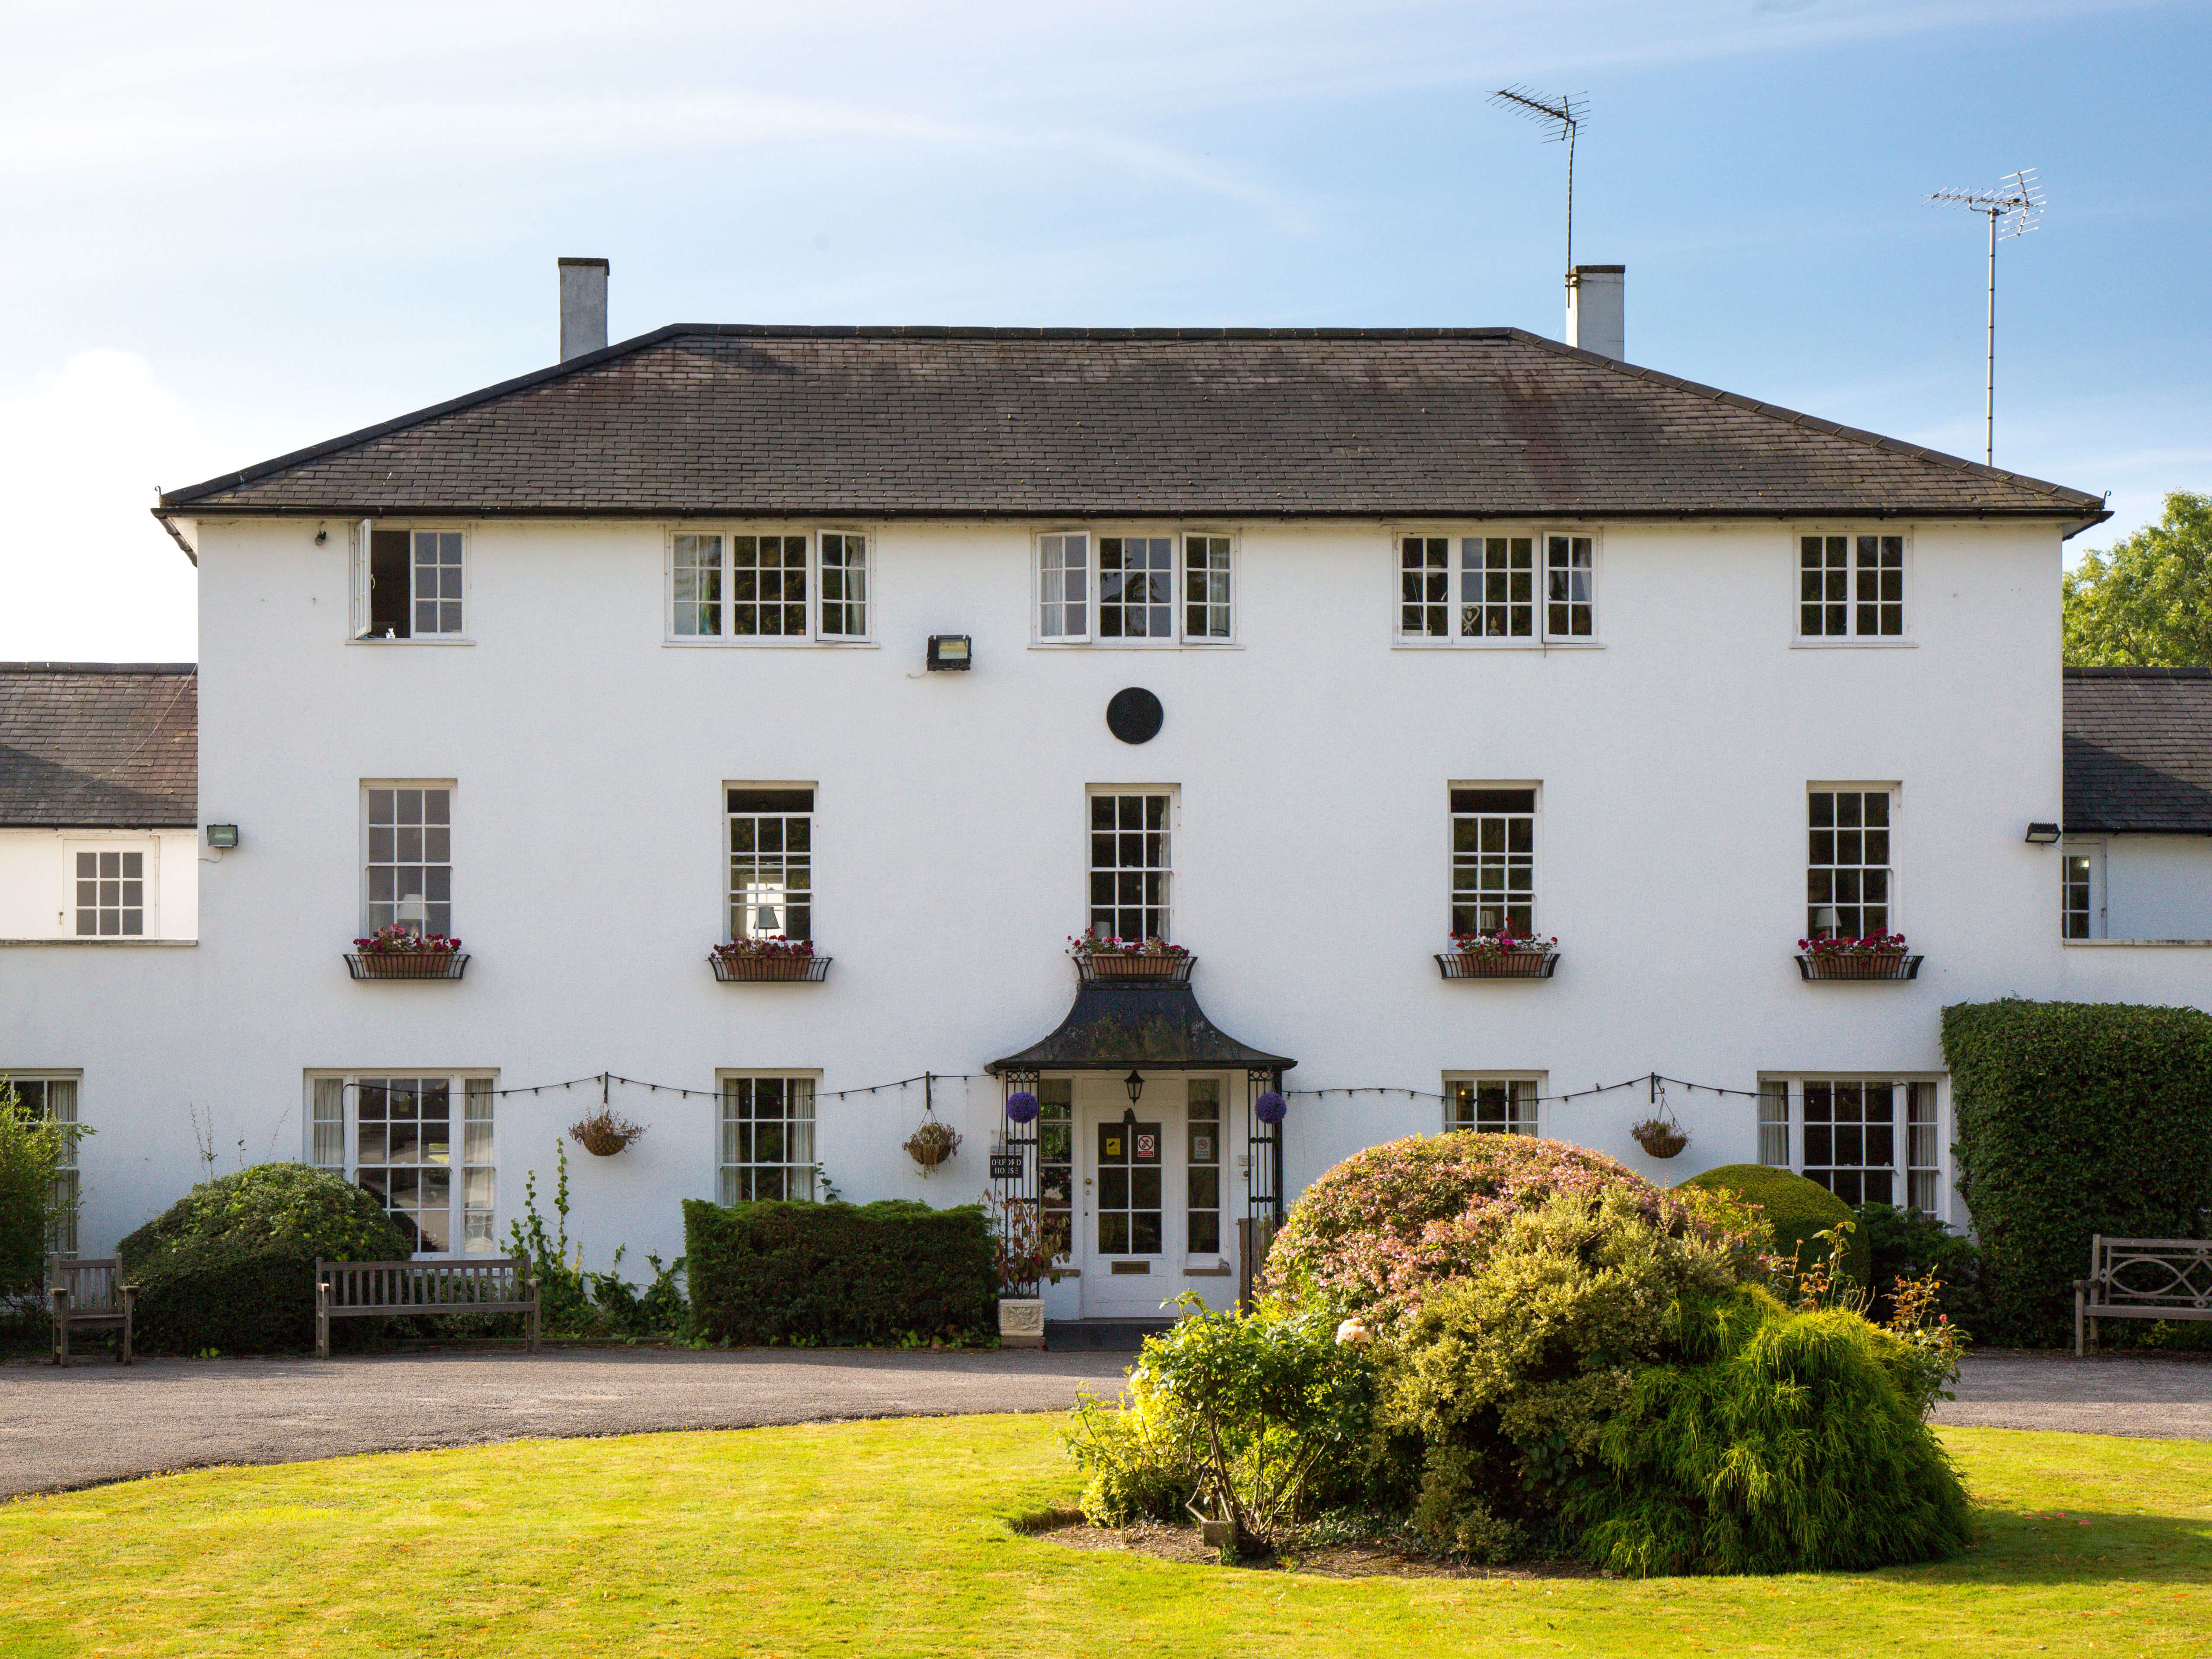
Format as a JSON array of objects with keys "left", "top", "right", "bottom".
[
  {"left": 0, "top": 1084, "right": 77, "bottom": 1296},
  {"left": 1066, "top": 1364, "right": 1208, "bottom": 1528},
  {"left": 683, "top": 1198, "right": 993, "bottom": 1346},
  {"left": 1855, "top": 1201, "right": 1985, "bottom": 1333},
  {"left": 1944, "top": 998, "right": 2212, "bottom": 1346},
  {"left": 1568, "top": 1288, "right": 1974, "bottom": 1575},
  {"left": 1680, "top": 1164, "right": 1869, "bottom": 1287},
  {"left": 119, "top": 1164, "right": 410, "bottom": 1354},
  {"left": 1264, "top": 1133, "right": 1767, "bottom": 1316}
]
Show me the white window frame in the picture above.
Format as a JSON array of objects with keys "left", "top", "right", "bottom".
[
  {"left": 1033, "top": 529, "right": 1238, "bottom": 647},
  {"left": 2060, "top": 838, "right": 2106, "bottom": 941},
  {"left": 1449, "top": 783, "right": 1541, "bottom": 938},
  {"left": 1443, "top": 1072, "right": 1545, "bottom": 1137},
  {"left": 1807, "top": 782, "right": 1900, "bottom": 940},
  {"left": 5, "top": 1073, "right": 83, "bottom": 1256},
  {"left": 304, "top": 1070, "right": 499, "bottom": 1257},
  {"left": 64, "top": 838, "right": 158, "bottom": 938},
  {"left": 1757, "top": 1074, "right": 1948, "bottom": 1220},
  {"left": 350, "top": 522, "right": 473, "bottom": 644},
  {"left": 362, "top": 781, "right": 456, "bottom": 939},
  {"left": 1393, "top": 527, "right": 1602, "bottom": 648},
  {"left": 716, "top": 1071, "right": 820, "bottom": 1203},
  {"left": 1792, "top": 527, "right": 1915, "bottom": 647},
  {"left": 664, "top": 528, "right": 876, "bottom": 646},
  {"left": 1086, "top": 785, "right": 1176, "bottom": 941}
]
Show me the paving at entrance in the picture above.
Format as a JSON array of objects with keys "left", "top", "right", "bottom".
[{"left": 1, "top": 1346, "right": 2205, "bottom": 1499}]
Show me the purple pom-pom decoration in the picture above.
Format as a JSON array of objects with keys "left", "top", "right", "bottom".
[
  {"left": 1004, "top": 1091, "right": 1040, "bottom": 1124},
  {"left": 1255, "top": 1090, "right": 1287, "bottom": 1125}
]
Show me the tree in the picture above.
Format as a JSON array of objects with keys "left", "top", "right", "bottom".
[{"left": 2063, "top": 492, "right": 2212, "bottom": 667}]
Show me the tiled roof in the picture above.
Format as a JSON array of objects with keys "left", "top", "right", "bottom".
[
  {"left": 0, "top": 665, "right": 197, "bottom": 828},
  {"left": 2064, "top": 667, "right": 2212, "bottom": 834},
  {"left": 159, "top": 327, "right": 2105, "bottom": 522}
]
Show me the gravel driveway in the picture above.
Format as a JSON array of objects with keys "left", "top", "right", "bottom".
[{"left": 3, "top": 1346, "right": 2206, "bottom": 1500}]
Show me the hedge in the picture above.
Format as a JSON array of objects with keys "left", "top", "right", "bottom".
[
  {"left": 683, "top": 1198, "right": 995, "bottom": 1345},
  {"left": 1945, "top": 998, "right": 2212, "bottom": 1346},
  {"left": 1681, "top": 1164, "right": 1869, "bottom": 1287}
]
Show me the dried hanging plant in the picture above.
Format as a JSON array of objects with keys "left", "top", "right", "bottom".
[
  {"left": 569, "top": 1109, "right": 647, "bottom": 1157},
  {"left": 905, "top": 1120, "right": 962, "bottom": 1173},
  {"left": 1629, "top": 1116, "right": 1690, "bottom": 1159}
]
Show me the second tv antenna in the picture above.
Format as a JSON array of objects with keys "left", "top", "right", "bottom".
[
  {"left": 1928, "top": 168, "right": 2044, "bottom": 466},
  {"left": 1490, "top": 86, "right": 1588, "bottom": 272}
]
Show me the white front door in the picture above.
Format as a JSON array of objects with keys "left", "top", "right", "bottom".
[{"left": 1075, "top": 1074, "right": 1236, "bottom": 1318}]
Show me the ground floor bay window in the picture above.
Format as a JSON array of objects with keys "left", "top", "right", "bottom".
[
  {"left": 308, "top": 1073, "right": 496, "bottom": 1254},
  {"left": 1759, "top": 1075, "right": 1943, "bottom": 1214}
]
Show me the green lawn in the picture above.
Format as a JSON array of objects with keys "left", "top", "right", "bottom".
[{"left": 2, "top": 1420, "right": 2206, "bottom": 1657}]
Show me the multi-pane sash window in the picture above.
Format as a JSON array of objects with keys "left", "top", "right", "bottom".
[
  {"left": 1906, "top": 1083, "right": 1940, "bottom": 1212},
  {"left": 1451, "top": 788, "right": 1535, "bottom": 936},
  {"left": 1546, "top": 535, "right": 1595, "bottom": 637},
  {"left": 1040, "top": 533, "right": 1090, "bottom": 639},
  {"left": 728, "top": 788, "right": 813, "bottom": 941},
  {"left": 672, "top": 533, "right": 724, "bottom": 636},
  {"left": 74, "top": 848, "right": 146, "bottom": 936},
  {"left": 334, "top": 1075, "right": 495, "bottom": 1254},
  {"left": 1037, "top": 1080, "right": 1074, "bottom": 1260},
  {"left": 731, "top": 534, "right": 809, "bottom": 636},
  {"left": 1800, "top": 534, "right": 1904, "bottom": 638},
  {"left": 1090, "top": 791, "right": 1171, "bottom": 940},
  {"left": 1401, "top": 536, "right": 1450, "bottom": 637},
  {"left": 1808, "top": 789, "right": 1891, "bottom": 937},
  {"left": 8, "top": 1078, "right": 80, "bottom": 1255},
  {"left": 1462, "top": 537, "right": 1535, "bottom": 637},
  {"left": 1446, "top": 1078, "right": 1538, "bottom": 1135},
  {"left": 2062, "top": 843, "right": 2103, "bottom": 939},
  {"left": 719, "top": 1077, "right": 816, "bottom": 1202},
  {"left": 365, "top": 529, "right": 466, "bottom": 639},
  {"left": 365, "top": 786, "right": 453, "bottom": 937},
  {"left": 1758, "top": 1080, "right": 1789, "bottom": 1168},
  {"left": 1186, "top": 1079, "right": 1222, "bottom": 1256},
  {"left": 1185, "top": 536, "right": 1232, "bottom": 639},
  {"left": 1100, "top": 537, "right": 1174, "bottom": 639},
  {"left": 819, "top": 532, "right": 868, "bottom": 639},
  {"left": 1763, "top": 1078, "right": 1942, "bottom": 1215}
]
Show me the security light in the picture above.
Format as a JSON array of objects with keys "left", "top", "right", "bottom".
[
  {"left": 2024, "top": 823, "right": 2061, "bottom": 845},
  {"left": 927, "top": 635, "right": 972, "bottom": 671},
  {"left": 205, "top": 823, "right": 239, "bottom": 849}
]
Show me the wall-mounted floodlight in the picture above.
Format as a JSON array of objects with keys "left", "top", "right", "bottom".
[
  {"left": 927, "top": 635, "right": 972, "bottom": 671},
  {"left": 206, "top": 824, "right": 239, "bottom": 849},
  {"left": 2024, "top": 823, "right": 2061, "bottom": 845}
]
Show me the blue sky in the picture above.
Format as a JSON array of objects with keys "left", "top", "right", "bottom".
[{"left": 3, "top": 0, "right": 2206, "bottom": 660}]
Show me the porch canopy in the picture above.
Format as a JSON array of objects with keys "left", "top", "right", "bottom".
[{"left": 987, "top": 979, "right": 1295, "bottom": 1075}]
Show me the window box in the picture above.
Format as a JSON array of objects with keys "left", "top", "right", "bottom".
[
  {"left": 1796, "top": 952, "right": 1921, "bottom": 981},
  {"left": 346, "top": 950, "right": 467, "bottom": 981},
  {"left": 1076, "top": 953, "right": 1193, "bottom": 982},
  {"left": 710, "top": 951, "right": 831, "bottom": 982},
  {"left": 1436, "top": 950, "right": 1558, "bottom": 980}
]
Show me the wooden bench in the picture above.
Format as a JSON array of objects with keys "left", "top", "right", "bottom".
[
  {"left": 49, "top": 1256, "right": 134, "bottom": 1367},
  {"left": 315, "top": 1257, "right": 540, "bottom": 1359},
  {"left": 2075, "top": 1235, "right": 2212, "bottom": 1355}
]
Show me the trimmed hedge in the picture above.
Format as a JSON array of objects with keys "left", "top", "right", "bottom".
[
  {"left": 1945, "top": 998, "right": 2212, "bottom": 1347},
  {"left": 1681, "top": 1164, "right": 1869, "bottom": 1287},
  {"left": 683, "top": 1198, "right": 995, "bottom": 1345}
]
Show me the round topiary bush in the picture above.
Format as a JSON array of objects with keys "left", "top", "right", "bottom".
[
  {"left": 1262, "top": 1132, "right": 1767, "bottom": 1316},
  {"left": 120, "top": 1164, "right": 410, "bottom": 1354},
  {"left": 1680, "top": 1163, "right": 1870, "bottom": 1287}
]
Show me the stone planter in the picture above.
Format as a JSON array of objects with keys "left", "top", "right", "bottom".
[{"left": 998, "top": 1296, "right": 1045, "bottom": 1349}]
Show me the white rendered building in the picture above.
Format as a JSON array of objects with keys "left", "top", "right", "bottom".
[{"left": 6, "top": 265, "right": 2205, "bottom": 1329}]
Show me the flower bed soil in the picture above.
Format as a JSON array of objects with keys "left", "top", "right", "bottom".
[{"left": 1020, "top": 1511, "right": 1606, "bottom": 1580}]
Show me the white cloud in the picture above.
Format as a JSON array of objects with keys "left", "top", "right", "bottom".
[{"left": 0, "top": 352, "right": 203, "bottom": 662}]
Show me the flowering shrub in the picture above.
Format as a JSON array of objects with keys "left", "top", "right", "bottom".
[
  {"left": 1449, "top": 928, "right": 1559, "bottom": 957},
  {"left": 713, "top": 936, "right": 816, "bottom": 959},
  {"left": 985, "top": 1192, "right": 1064, "bottom": 1295},
  {"left": 353, "top": 922, "right": 461, "bottom": 954},
  {"left": 1797, "top": 929, "right": 1909, "bottom": 958},
  {"left": 1262, "top": 1133, "right": 1768, "bottom": 1318},
  {"left": 1067, "top": 928, "right": 1189, "bottom": 958}
]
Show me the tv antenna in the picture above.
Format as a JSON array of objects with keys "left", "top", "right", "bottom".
[
  {"left": 1927, "top": 168, "right": 2044, "bottom": 465},
  {"left": 1490, "top": 86, "right": 1588, "bottom": 272}
]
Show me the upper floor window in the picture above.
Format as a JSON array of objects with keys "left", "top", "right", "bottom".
[
  {"left": 359, "top": 527, "right": 466, "bottom": 640},
  {"left": 1799, "top": 534, "right": 1904, "bottom": 639},
  {"left": 728, "top": 787, "right": 813, "bottom": 942},
  {"left": 1399, "top": 531, "right": 1597, "bottom": 644},
  {"left": 667, "top": 530, "right": 868, "bottom": 643},
  {"left": 71, "top": 843, "right": 155, "bottom": 936},
  {"left": 365, "top": 785, "right": 453, "bottom": 938},
  {"left": 1808, "top": 787, "right": 1893, "bottom": 938},
  {"left": 1090, "top": 788, "right": 1173, "bottom": 939},
  {"left": 1451, "top": 787, "right": 1536, "bottom": 936},
  {"left": 1039, "top": 532, "right": 1233, "bottom": 644},
  {"left": 2061, "top": 840, "right": 2104, "bottom": 939}
]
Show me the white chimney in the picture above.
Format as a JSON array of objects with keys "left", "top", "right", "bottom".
[
  {"left": 1565, "top": 264, "right": 1624, "bottom": 361},
  {"left": 558, "top": 257, "right": 609, "bottom": 361}
]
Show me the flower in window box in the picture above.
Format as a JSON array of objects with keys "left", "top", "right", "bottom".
[
  {"left": 353, "top": 922, "right": 462, "bottom": 955},
  {"left": 713, "top": 936, "right": 817, "bottom": 960},
  {"left": 1066, "top": 928, "right": 1189, "bottom": 959},
  {"left": 1067, "top": 929, "right": 1192, "bottom": 978},
  {"left": 1448, "top": 928, "right": 1558, "bottom": 960},
  {"left": 1796, "top": 930, "right": 1916, "bottom": 981},
  {"left": 710, "top": 935, "right": 822, "bottom": 982},
  {"left": 1797, "top": 930, "right": 1910, "bottom": 959}
]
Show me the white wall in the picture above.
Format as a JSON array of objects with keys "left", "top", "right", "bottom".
[
  {"left": 0, "top": 826, "right": 198, "bottom": 941},
  {"left": 12, "top": 511, "right": 2208, "bottom": 1275},
  {"left": 2105, "top": 836, "right": 2212, "bottom": 940}
]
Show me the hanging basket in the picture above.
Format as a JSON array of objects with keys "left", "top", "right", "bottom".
[
  {"left": 905, "top": 1121, "right": 962, "bottom": 1173},
  {"left": 1629, "top": 1117, "right": 1690, "bottom": 1160},
  {"left": 569, "top": 1109, "right": 646, "bottom": 1157}
]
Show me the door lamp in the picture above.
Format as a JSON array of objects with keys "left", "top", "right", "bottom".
[{"left": 1123, "top": 1069, "right": 1145, "bottom": 1104}]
